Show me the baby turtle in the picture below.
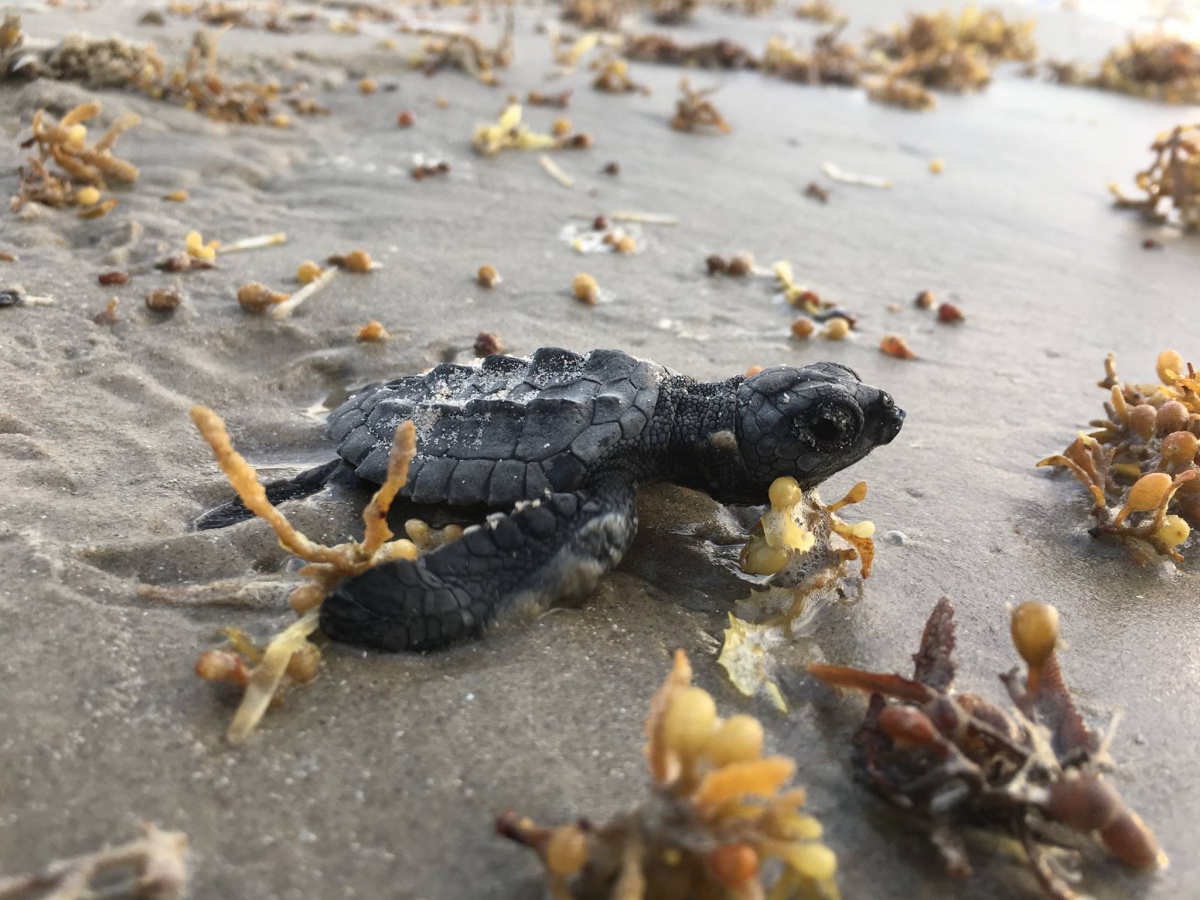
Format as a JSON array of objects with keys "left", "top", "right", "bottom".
[{"left": 199, "top": 348, "right": 904, "bottom": 652}]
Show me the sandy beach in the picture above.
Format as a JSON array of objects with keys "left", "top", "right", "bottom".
[{"left": 0, "top": 0, "right": 1198, "bottom": 897}]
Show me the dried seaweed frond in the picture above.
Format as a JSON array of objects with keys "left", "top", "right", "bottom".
[
  {"left": 795, "top": 0, "right": 847, "bottom": 26},
  {"left": 12, "top": 26, "right": 323, "bottom": 124},
  {"left": 473, "top": 102, "right": 591, "bottom": 155},
  {"left": 1092, "top": 32, "right": 1200, "bottom": 104},
  {"left": 592, "top": 56, "right": 651, "bottom": 93},
  {"left": 810, "top": 598, "right": 1166, "bottom": 898},
  {"left": 864, "top": 74, "right": 936, "bottom": 110},
  {"left": 1038, "top": 350, "right": 1200, "bottom": 564},
  {"left": 761, "top": 30, "right": 862, "bottom": 87},
  {"left": 864, "top": 5, "right": 1036, "bottom": 98},
  {"left": 1110, "top": 124, "right": 1200, "bottom": 230},
  {"left": 670, "top": 77, "right": 731, "bottom": 133},
  {"left": 0, "top": 822, "right": 189, "bottom": 900},
  {"left": 189, "top": 407, "right": 419, "bottom": 742},
  {"left": 867, "top": 5, "right": 1037, "bottom": 66},
  {"left": 402, "top": 14, "right": 514, "bottom": 85},
  {"left": 498, "top": 649, "right": 841, "bottom": 900},
  {"left": 649, "top": 0, "right": 698, "bottom": 26},
  {"left": 562, "top": 0, "right": 627, "bottom": 31},
  {"left": 11, "top": 102, "right": 139, "bottom": 213},
  {"left": 624, "top": 34, "right": 759, "bottom": 70}
]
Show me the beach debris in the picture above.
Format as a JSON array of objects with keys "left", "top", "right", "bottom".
[
  {"left": 791, "top": 318, "right": 815, "bottom": 339},
  {"left": 804, "top": 181, "right": 830, "bottom": 203},
  {"left": 358, "top": 76, "right": 377, "bottom": 94},
  {"left": 625, "top": 34, "right": 758, "bottom": 70},
  {"left": 11, "top": 102, "right": 139, "bottom": 214},
  {"left": 402, "top": 16, "right": 514, "bottom": 85},
  {"left": 1038, "top": 349, "right": 1200, "bottom": 565},
  {"left": 477, "top": 264, "right": 500, "bottom": 287},
  {"left": 561, "top": 217, "right": 642, "bottom": 254},
  {"left": 761, "top": 29, "right": 862, "bottom": 86},
  {"left": 328, "top": 249, "right": 375, "bottom": 272},
  {"left": 937, "top": 301, "right": 964, "bottom": 323},
  {"left": 880, "top": 334, "right": 916, "bottom": 359},
  {"left": 772, "top": 261, "right": 853, "bottom": 323},
  {"left": 267, "top": 266, "right": 337, "bottom": 320},
  {"left": 821, "top": 317, "right": 850, "bottom": 340},
  {"left": 821, "top": 161, "right": 892, "bottom": 188},
  {"left": 98, "top": 270, "right": 128, "bottom": 286},
  {"left": 163, "top": 188, "right": 188, "bottom": 201},
  {"left": 217, "top": 232, "right": 287, "bottom": 254},
  {"left": 705, "top": 252, "right": 753, "bottom": 275},
  {"left": 539, "top": 153, "right": 574, "bottom": 187},
  {"left": 592, "top": 56, "right": 650, "bottom": 94},
  {"left": 92, "top": 297, "right": 119, "bottom": 325},
  {"left": 572, "top": 272, "right": 600, "bottom": 304},
  {"left": 527, "top": 88, "right": 573, "bottom": 108},
  {"left": 914, "top": 289, "right": 935, "bottom": 309},
  {"left": 472, "top": 103, "right": 592, "bottom": 156},
  {"left": 611, "top": 210, "right": 679, "bottom": 225},
  {"left": 190, "top": 408, "right": 420, "bottom": 742},
  {"left": 474, "top": 331, "right": 504, "bottom": 356},
  {"left": 146, "top": 287, "right": 182, "bottom": 313},
  {"left": 356, "top": 320, "right": 390, "bottom": 342},
  {"left": 670, "top": 78, "right": 731, "bottom": 133},
  {"left": 1110, "top": 124, "right": 1200, "bottom": 231},
  {"left": 397, "top": 109, "right": 415, "bottom": 127},
  {"left": 411, "top": 157, "right": 451, "bottom": 180},
  {"left": 497, "top": 649, "right": 841, "bottom": 900},
  {"left": 0, "top": 822, "right": 189, "bottom": 900},
  {"left": 185, "top": 230, "right": 218, "bottom": 262},
  {"left": 603, "top": 160, "right": 621, "bottom": 175},
  {"left": 236, "top": 281, "right": 289, "bottom": 313},
  {"left": 809, "top": 597, "right": 1166, "bottom": 896},
  {"left": 296, "top": 260, "right": 323, "bottom": 284},
  {"left": 929, "top": 157, "right": 945, "bottom": 174},
  {"left": 795, "top": 0, "right": 847, "bottom": 26}
]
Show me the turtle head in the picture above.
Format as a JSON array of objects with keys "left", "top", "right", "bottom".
[{"left": 733, "top": 361, "right": 904, "bottom": 493}]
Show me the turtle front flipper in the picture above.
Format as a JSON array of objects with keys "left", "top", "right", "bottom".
[{"left": 319, "top": 479, "right": 637, "bottom": 652}]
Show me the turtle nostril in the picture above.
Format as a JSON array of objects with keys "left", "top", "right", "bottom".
[{"left": 880, "top": 392, "right": 894, "bottom": 409}]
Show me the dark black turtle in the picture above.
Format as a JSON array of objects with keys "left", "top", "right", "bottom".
[{"left": 198, "top": 347, "right": 904, "bottom": 652}]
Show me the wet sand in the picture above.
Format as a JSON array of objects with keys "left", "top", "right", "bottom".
[{"left": 0, "top": 1, "right": 1198, "bottom": 898}]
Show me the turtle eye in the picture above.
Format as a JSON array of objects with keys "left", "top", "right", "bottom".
[
  {"left": 800, "top": 401, "right": 861, "bottom": 451},
  {"left": 811, "top": 414, "right": 845, "bottom": 446}
]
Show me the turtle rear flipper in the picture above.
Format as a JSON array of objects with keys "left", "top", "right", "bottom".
[
  {"left": 319, "top": 480, "right": 637, "bottom": 652},
  {"left": 193, "top": 458, "right": 351, "bottom": 530}
]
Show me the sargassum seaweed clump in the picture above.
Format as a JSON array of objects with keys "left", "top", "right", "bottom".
[
  {"left": 810, "top": 597, "right": 1165, "bottom": 899},
  {"left": 1038, "top": 349, "right": 1199, "bottom": 565},
  {"left": 1109, "top": 124, "right": 1200, "bottom": 231},
  {"left": 499, "top": 649, "right": 841, "bottom": 899},
  {"left": 189, "top": 408, "right": 422, "bottom": 743}
]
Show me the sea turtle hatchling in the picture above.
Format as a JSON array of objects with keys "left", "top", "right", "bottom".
[{"left": 198, "top": 348, "right": 905, "bottom": 652}]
